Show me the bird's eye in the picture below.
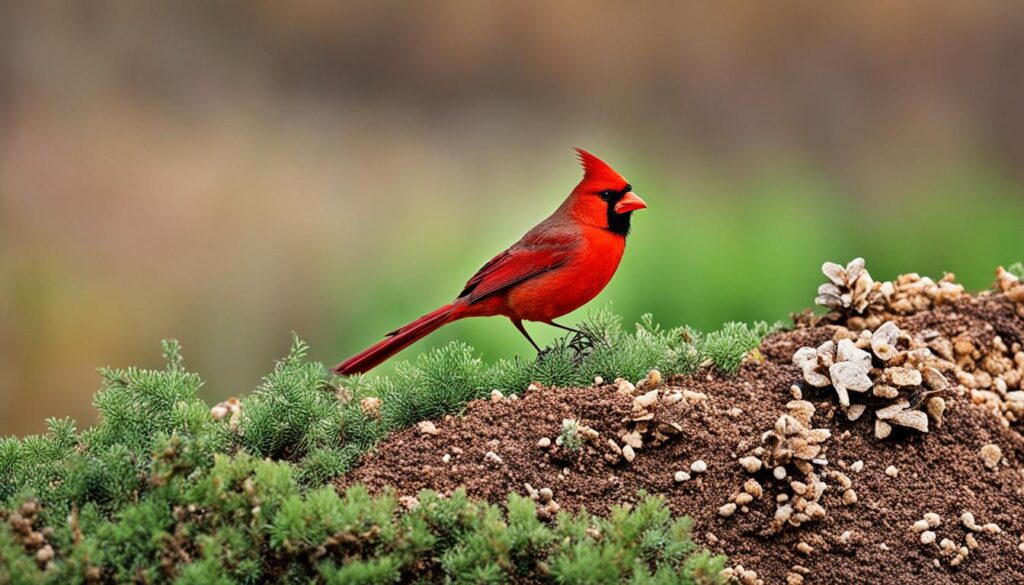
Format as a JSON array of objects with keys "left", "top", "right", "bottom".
[{"left": 599, "top": 190, "right": 615, "bottom": 201}]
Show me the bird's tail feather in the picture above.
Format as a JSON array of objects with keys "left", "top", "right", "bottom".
[{"left": 332, "top": 304, "right": 456, "bottom": 375}]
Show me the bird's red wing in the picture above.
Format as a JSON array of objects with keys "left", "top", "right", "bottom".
[{"left": 458, "top": 233, "right": 576, "bottom": 304}]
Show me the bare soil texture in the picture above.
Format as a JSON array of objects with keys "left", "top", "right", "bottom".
[{"left": 340, "top": 294, "right": 1024, "bottom": 584}]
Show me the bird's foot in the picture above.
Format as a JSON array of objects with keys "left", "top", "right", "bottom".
[{"left": 568, "top": 329, "right": 599, "bottom": 354}]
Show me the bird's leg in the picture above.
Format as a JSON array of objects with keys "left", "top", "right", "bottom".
[
  {"left": 512, "top": 319, "right": 544, "bottom": 354},
  {"left": 546, "top": 320, "right": 587, "bottom": 337}
]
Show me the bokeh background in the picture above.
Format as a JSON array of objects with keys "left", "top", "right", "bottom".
[{"left": 2, "top": 2, "right": 1023, "bottom": 436}]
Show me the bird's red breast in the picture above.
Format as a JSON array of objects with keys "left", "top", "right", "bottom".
[{"left": 451, "top": 148, "right": 644, "bottom": 323}]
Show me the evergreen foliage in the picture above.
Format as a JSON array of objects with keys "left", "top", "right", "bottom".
[
  {"left": 559, "top": 419, "right": 583, "bottom": 453},
  {"left": 2, "top": 462, "right": 727, "bottom": 583},
  {"left": 1009, "top": 261, "right": 1024, "bottom": 280},
  {"left": 0, "top": 309, "right": 768, "bottom": 582}
]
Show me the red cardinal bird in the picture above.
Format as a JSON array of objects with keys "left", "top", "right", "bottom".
[{"left": 333, "top": 148, "right": 646, "bottom": 375}]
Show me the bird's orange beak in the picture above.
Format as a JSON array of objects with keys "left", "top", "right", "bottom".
[{"left": 614, "top": 192, "right": 647, "bottom": 214}]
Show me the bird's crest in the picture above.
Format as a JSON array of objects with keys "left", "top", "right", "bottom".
[{"left": 574, "top": 147, "right": 624, "bottom": 183}]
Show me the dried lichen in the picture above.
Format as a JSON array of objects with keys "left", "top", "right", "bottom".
[
  {"left": 816, "top": 258, "right": 876, "bottom": 314},
  {"left": 793, "top": 321, "right": 950, "bottom": 437},
  {"left": 602, "top": 372, "right": 687, "bottom": 465},
  {"left": 727, "top": 401, "right": 842, "bottom": 535},
  {"left": 813, "top": 258, "right": 965, "bottom": 330},
  {"left": 995, "top": 266, "right": 1024, "bottom": 304}
]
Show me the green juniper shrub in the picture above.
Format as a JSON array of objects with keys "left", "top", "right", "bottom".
[
  {"left": 700, "top": 321, "right": 776, "bottom": 374},
  {"left": 0, "top": 309, "right": 768, "bottom": 582},
  {"left": 1008, "top": 261, "right": 1024, "bottom": 281},
  {"left": 558, "top": 419, "right": 583, "bottom": 452}
]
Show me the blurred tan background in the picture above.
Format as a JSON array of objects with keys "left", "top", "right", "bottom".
[{"left": 2, "top": 2, "right": 1023, "bottom": 435}]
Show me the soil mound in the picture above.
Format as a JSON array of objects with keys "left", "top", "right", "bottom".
[{"left": 340, "top": 294, "right": 1024, "bottom": 584}]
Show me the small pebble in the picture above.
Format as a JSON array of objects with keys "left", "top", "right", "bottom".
[
  {"left": 879, "top": 543, "right": 890, "bottom": 551},
  {"left": 484, "top": 451, "right": 503, "bottom": 465},
  {"left": 594, "top": 376, "right": 604, "bottom": 385},
  {"left": 616, "top": 379, "right": 636, "bottom": 395},
  {"left": 980, "top": 443, "right": 1002, "bottom": 469},
  {"left": 738, "top": 456, "right": 763, "bottom": 473},
  {"left": 911, "top": 520, "right": 929, "bottom": 533},
  {"left": 537, "top": 437, "right": 551, "bottom": 448},
  {"left": 490, "top": 389, "right": 504, "bottom": 402},
  {"left": 690, "top": 460, "right": 708, "bottom": 474},
  {"left": 920, "top": 531, "right": 936, "bottom": 545},
  {"left": 441, "top": 453, "right": 451, "bottom": 463},
  {"left": 962, "top": 511, "right": 978, "bottom": 530},
  {"left": 674, "top": 471, "right": 691, "bottom": 483},
  {"left": 885, "top": 465, "right": 899, "bottom": 478},
  {"left": 796, "top": 542, "right": 814, "bottom": 555},
  {"left": 924, "top": 512, "right": 941, "bottom": 528},
  {"left": 842, "top": 489, "right": 857, "bottom": 506},
  {"left": 416, "top": 420, "right": 439, "bottom": 435},
  {"left": 774, "top": 466, "right": 787, "bottom": 480},
  {"left": 718, "top": 503, "right": 737, "bottom": 517},
  {"left": 743, "top": 478, "right": 763, "bottom": 497},
  {"left": 850, "top": 460, "right": 864, "bottom": 473},
  {"left": 622, "top": 445, "right": 636, "bottom": 463}
]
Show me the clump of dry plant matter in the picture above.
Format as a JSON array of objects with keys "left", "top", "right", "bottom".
[
  {"left": 604, "top": 370, "right": 690, "bottom": 465},
  {"left": 814, "top": 258, "right": 965, "bottom": 330},
  {"left": 807, "top": 259, "right": 1024, "bottom": 430},
  {"left": 995, "top": 266, "right": 1024, "bottom": 304},
  {"left": 793, "top": 320, "right": 949, "bottom": 438},
  {"left": 726, "top": 400, "right": 860, "bottom": 536},
  {"left": 816, "top": 258, "right": 876, "bottom": 314}
]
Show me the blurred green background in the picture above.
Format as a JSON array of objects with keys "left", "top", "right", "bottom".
[{"left": 2, "top": 2, "right": 1023, "bottom": 435}]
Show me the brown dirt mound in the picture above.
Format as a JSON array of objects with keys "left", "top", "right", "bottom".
[{"left": 339, "top": 295, "right": 1024, "bottom": 584}]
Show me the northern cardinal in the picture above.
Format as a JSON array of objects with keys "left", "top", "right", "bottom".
[{"left": 333, "top": 148, "right": 646, "bottom": 375}]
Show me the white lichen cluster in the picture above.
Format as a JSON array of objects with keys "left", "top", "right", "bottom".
[
  {"left": 995, "top": 266, "right": 1024, "bottom": 304},
  {"left": 816, "top": 258, "right": 877, "bottom": 314},
  {"left": 602, "top": 370, "right": 698, "bottom": 465},
  {"left": 793, "top": 321, "right": 949, "bottom": 438},
  {"left": 538, "top": 370, "right": 690, "bottom": 466},
  {"left": 941, "top": 323, "right": 1024, "bottom": 427},
  {"left": 727, "top": 400, "right": 852, "bottom": 535},
  {"left": 814, "top": 258, "right": 965, "bottom": 329}
]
